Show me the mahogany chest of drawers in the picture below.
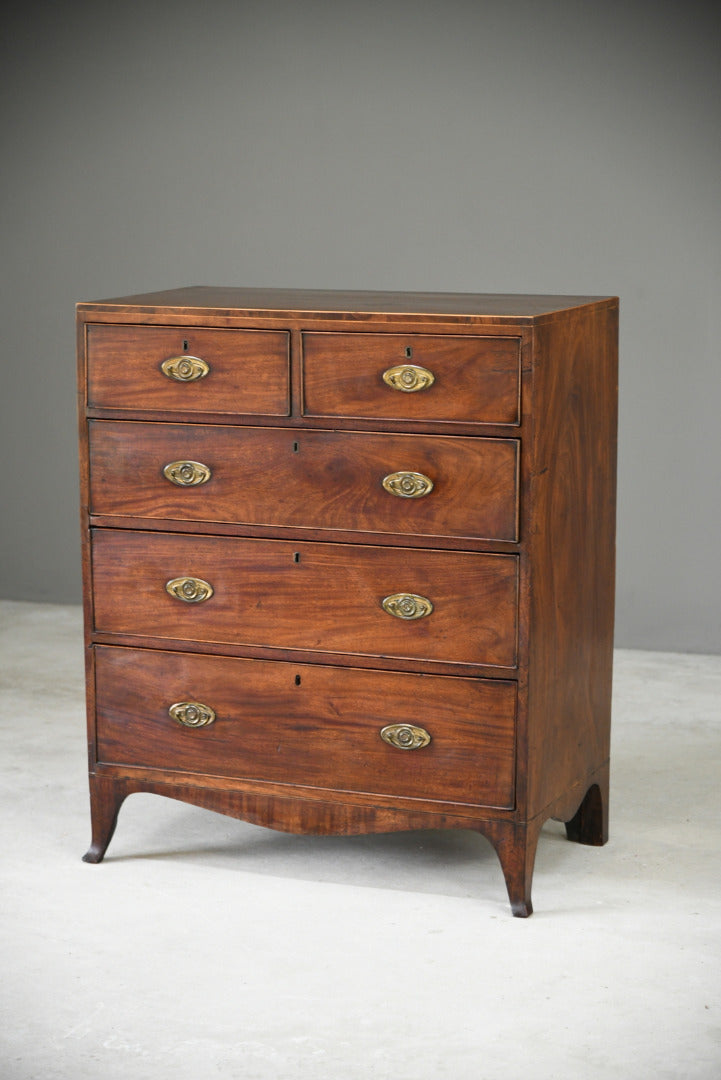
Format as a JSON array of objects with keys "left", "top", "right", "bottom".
[{"left": 77, "top": 287, "right": 618, "bottom": 916}]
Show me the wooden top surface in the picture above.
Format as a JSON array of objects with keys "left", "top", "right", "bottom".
[{"left": 77, "top": 286, "right": 617, "bottom": 324}]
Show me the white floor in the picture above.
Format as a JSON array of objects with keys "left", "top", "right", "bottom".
[{"left": 1, "top": 600, "right": 719, "bottom": 1079}]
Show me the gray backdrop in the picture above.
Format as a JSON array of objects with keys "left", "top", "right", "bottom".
[{"left": 1, "top": 0, "right": 719, "bottom": 653}]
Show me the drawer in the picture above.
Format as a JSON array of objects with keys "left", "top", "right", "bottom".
[
  {"left": 91, "top": 530, "right": 519, "bottom": 668},
  {"left": 88, "top": 421, "right": 519, "bottom": 542},
  {"left": 86, "top": 325, "right": 290, "bottom": 416},
  {"left": 302, "top": 332, "right": 521, "bottom": 425},
  {"left": 94, "top": 646, "right": 517, "bottom": 809}
]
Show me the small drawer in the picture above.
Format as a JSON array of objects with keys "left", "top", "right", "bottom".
[
  {"left": 302, "top": 332, "right": 521, "bottom": 425},
  {"left": 88, "top": 421, "right": 519, "bottom": 542},
  {"left": 91, "top": 530, "right": 519, "bottom": 669},
  {"left": 86, "top": 324, "right": 290, "bottom": 416},
  {"left": 94, "top": 646, "right": 517, "bottom": 809}
]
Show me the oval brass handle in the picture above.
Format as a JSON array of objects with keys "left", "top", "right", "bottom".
[
  {"left": 160, "top": 355, "right": 209, "bottom": 382},
  {"left": 380, "top": 723, "right": 431, "bottom": 750},
  {"left": 382, "top": 364, "right": 435, "bottom": 392},
  {"left": 165, "top": 576, "right": 214, "bottom": 603},
  {"left": 382, "top": 592, "right": 433, "bottom": 620},
  {"left": 382, "top": 471, "right": 434, "bottom": 498},
  {"left": 169, "top": 701, "right": 216, "bottom": 728},
  {"left": 163, "top": 460, "right": 212, "bottom": 487}
]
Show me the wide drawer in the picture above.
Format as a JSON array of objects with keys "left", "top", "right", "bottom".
[
  {"left": 94, "top": 646, "right": 517, "bottom": 809},
  {"left": 88, "top": 421, "right": 519, "bottom": 542},
  {"left": 302, "top": 332, "right": 521, "bottom": 425},
  {"left": 86, "top": 325, "right": 290, "bottom": 415},
  {"left": 91, "top": 530, "right": 519, "bottom": 668}
]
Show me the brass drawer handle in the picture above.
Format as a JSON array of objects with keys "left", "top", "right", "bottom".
[
  {"left": 382, "top": 592, "right": 433, "bottom": 620},
  {"left": 382, "top": 470, "right": 433, "bottom": 498},
  {"left": 160, "top": 355, "right": 209, "bottom": 382},
  {"left": 380, "top": 723, "right": 431, "bottom": 750},
  {"left": 169, "top": 701, "right": 216, "bottom": 728},
  {"left": 163, "top": 460, "right": 212, "bottom": 487},
  {"left": 165, "top": 576, "right": 214, "bottom": 603},
  {"left": 382, "top": 364, "right": 435, "bottom": 392}
]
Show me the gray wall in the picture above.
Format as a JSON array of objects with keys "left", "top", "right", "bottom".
[{"left": 1, "top": 0, "right": 719, "bottom": 653}]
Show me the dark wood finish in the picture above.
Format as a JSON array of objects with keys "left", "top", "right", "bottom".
[
  {"left": 91, "top": 530, "right": 519, "bottom": 669},
  {"left": 564, "top": 773, "right": 609, "bottom": 846},
  {"left": 88, "top": 421, "right": 519, "bottom": 542},
  {"left": 86, "top": 324, "right": 290, "bottom": 415},
  {"left": 483, "top": 818, "right": 543, "bottom": 918},
  {"left": 302, "top": 332, "right": 520, "bottom": 425},
  {"left": 524, "top": 304, "right": 618, "bottom": 820},
  {"left": 77, "top": 288, "right": 618, "bottom": 916},
  {"left": 82, "top": 774, "right": 126, "bottom": 864},
  {"left": 94, "top": 646, "right": 517, "bottom": 808},
  {"left": 82, "top": 763, "right": 608, "bottom": 917},
  {"left": 78, "top": 286, "right": 616, "bottom": 322}
]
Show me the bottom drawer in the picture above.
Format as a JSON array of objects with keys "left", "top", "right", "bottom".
[{"left": 94, "top": 646, "right": 517, "bottom": 810}]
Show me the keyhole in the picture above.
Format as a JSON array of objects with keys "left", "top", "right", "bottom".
[
  {"left": 183, "top": 339, "right": 189, "bottom": 351},
  {"left": 405, "top": 346, "right": 413, "bottom": 359},
  {"left": 293, "top": 441, "right": 299, "bottom": 452},
  {"left": 293, "top": 552, "right": 300, "bottom": 563},
  {"left": 295, "top": 674, "right": 301, "bottom": 686}
]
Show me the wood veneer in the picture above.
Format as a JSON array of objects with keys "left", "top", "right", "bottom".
[
  {"left": 78, "top": 287, "right": 618, "bottom": 916},
  {"left": 88, "top": 421, "right": 519, "bottom": 541},
  {"left": 301, "top": 331, "right": 521, "bottom": 424}
]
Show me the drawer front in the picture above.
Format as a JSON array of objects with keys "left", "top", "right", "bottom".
[
  {"left": 88, "top": 421, "right": 519, "bottom": 542},
  {"left": 92, "top": 530, "right": 518, "bottom": 668},
  {"left": 94, "top": 646, "right": 517, "bottom": 809},
  {"left": 302, "top": 332, "right": 520, "bottom": 425},
  {"left": 86, "top": 325, "right": 290, "bottom": 415}
]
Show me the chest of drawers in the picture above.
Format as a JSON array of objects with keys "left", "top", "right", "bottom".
[{"left": 77, "top": 287, "right": 618, "bottom": 916}]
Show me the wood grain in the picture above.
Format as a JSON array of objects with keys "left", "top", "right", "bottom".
[
  {"left": 88, "top": 421, "right": 519, "bottom": 542},
  {"left": 94, "top": 646, "right": 517, "bottom": 809},
  {"left": 77, "top": 288, "right": 618, "bottom": 916},
  {"left": 91, "top": 529, "right": 519, "bottom": 668},
  {"left": 302, "top": 331, "right": 520, "bottom": 424},
  {"left": 86, "top": 324, "right": 290, "bottom": 415},
  {"left": 78, "top": 286, "right": 617, "bottom": 322},
  {"left": 524, "top": 302, "right": 617, "bottom": 819}
]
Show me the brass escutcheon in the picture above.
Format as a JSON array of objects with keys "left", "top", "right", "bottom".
[
  {"left": 382, "top": 364, "right": 435, "bottom": 392},
  {"left": 165, "top": 576, "right": 214, "bottom": 603},
  {"left": 381, "top": 592, "right": 433, "bottom": 620},
  {"left": 382, "top": 471, "right": 434, "bottom": 498},
  {"left": 169, "top": 701, "right": 216, "bottom": 728},
  {"left": 380, "top": 723, "right": 431, "bottom": 750},
  {"left": 160, "top": 355, "right": 209, "bottom": 382},
  {"left": 162, "top": 460, "right": 212, "bottom": 487}
]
